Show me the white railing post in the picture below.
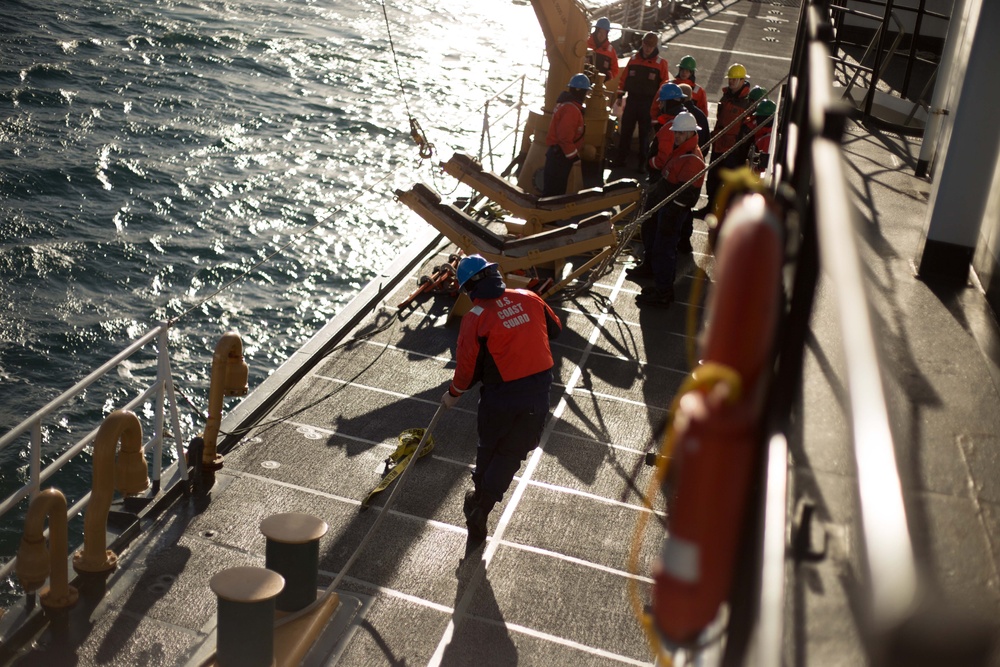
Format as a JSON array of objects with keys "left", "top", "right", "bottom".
[
  {"left": 513, "top": 75, "right": 526, "bottom": 164},
  {"left": 152, "top": 323, "right": 168, "bottom": 485},
  {"left": 161, "top": 327, "right": 189, "bottom": 481},
  {"left": 29, "top": 421, "right": 42, "bottom": 502}
]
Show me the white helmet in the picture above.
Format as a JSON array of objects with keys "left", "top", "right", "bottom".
[{"left": 670, "top": 111, "right": 701, "bottom": 133}]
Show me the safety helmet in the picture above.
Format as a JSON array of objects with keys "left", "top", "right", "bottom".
[
  {"left": 595, "top": 17, "right": 611, "bottom": 31},
  {"left": 670, "top": 112, "right": 701, "bottom": 133},
  {"left": 727, "top": 63, "right": 747, "bottom": 79},
  {"left": 456, "top": 255, "right": 497, "bottom": 289},
  {"left": 748, "top": 85, "right": 766, "bottom": 102},
  {"left": 568, "top": 73, "right": 592, "bottom": 91},
  {"left": 755, "top": 99, "right": 777, "bottom": 117},
  {"left": 678, "top": 55, "right": 697, "bottom": 72},
  {"left": 658, "top": 82, "right": 684, "bottom": 102},
  {"left": 677, "top": 83, "right": 693, "bottom": 100}
]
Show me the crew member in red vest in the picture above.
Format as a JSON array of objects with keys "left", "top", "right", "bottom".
[
  {"left": 587, "top": 17, "right": 619, "bottom": 84},
  {"left": 745, "top": 99, "right": 776, "bottom": 172},
  {"left": 635, "top": 112, "right": 705, "bottom": 307},
  {"left": 543, "top": 73, "right": 590, "bottom": 196},
  {"left": 671, "top": 55, "right": 708, "bottom": 117},
  {"left": 701, "top": 63, "right": 751, "bottom": 217},
  {"left": 441, "top": 255, "right": 562, "bottom": 544}
]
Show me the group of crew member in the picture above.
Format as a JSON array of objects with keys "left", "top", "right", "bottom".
[
  {"left": 440, "top": 20, "right": 782, "bottom": 550},
  {"left": 542, "top": 19, "right": 778, "bottom": 309}
]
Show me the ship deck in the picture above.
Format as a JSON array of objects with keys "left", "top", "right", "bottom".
[{"left": 21, "top": 1, "right": 1000, "bottom": 665}]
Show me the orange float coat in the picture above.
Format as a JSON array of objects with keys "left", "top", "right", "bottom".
[
  {"left": 753, "top": 121, "right": 773, "bottom": 153},
  {"left": 711, "top": 82, "right": 751, "bottom": 152},
  {"left": 653, "top": 134, "right": 705, "bottom": 207},
  {"left": 545, "top": 98, "right": 585, "bottom": 160},
  {"left": 618, "top": 50, "right": 670, "bottom": 99},
  {"left": 448, "top": 289, "right": 561, "bottom": 396},
  {"left": 587, "top": 34, "right": 619, "bottom": 81},
  {"left": 647, "top": 113, "right": 678, "bottom": 171}
]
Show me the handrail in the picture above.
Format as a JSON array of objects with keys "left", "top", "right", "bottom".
[
  {"left": 0, "top": 321, "right": 188, "bottom": 585},
  {"left": 751, "top": 2, "right": 919, "bottom": 662},
  {"left": 832, "top": 5, "right": 906, "bottom": 107},
  {"left": 810, "top": 69, "right": 918, "bottom": 633},
  {"left": 477, "top": 75, "right": 530, "bottom": 172}
]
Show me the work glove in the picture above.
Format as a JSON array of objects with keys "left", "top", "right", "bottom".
[{"left": 440, "top": 390, "right": 460, "bottom": 410}]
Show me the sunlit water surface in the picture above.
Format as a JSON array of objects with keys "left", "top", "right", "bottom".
[{"left": 0, "top": 0, "right": 544, "bottom": 598}]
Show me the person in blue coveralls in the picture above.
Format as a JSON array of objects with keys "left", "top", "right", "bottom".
[{"left": 440, "top": 255, "right": 562, "bottom": 545}]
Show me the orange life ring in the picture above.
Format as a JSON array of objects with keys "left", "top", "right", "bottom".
[{"left": 649, "top": 190, "right": 783, "bottom": 648}]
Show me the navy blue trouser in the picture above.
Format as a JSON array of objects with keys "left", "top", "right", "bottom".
[
  {"left": 543, "top": 146, "right": 573, "bottom": 196},
  {"left": 651, "top": 203, "right": 687, "bottom": 290},
  {"left": 474, "top": 381, "right": 551, "bottom": 505},
  {"left": 617, "top": 95, "right": 654, "bottom": 164}
]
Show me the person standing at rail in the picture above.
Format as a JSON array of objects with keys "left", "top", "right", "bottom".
[
  {"left": 700, "top": 63, "right": 751, "bottom": 217},
  {"left": 613, "top": 32, "right": 669, "bottom": 169},
  {"left": 542, "top": 74, "right": 590, "bottom": 196},
  {"left": 676, "top": 83, "right": 710, "bottom": 252},
  {"left": 440, "top": 255, "right": 562, "bottom": 545}
]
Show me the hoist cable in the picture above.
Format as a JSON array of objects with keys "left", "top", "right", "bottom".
[{"left": 379, "top": 0, "right": 435, "bottom": 159}]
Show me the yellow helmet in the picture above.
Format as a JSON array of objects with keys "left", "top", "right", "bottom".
[{"left": 727, "top": 63, "right": 747, "bottom": 79}]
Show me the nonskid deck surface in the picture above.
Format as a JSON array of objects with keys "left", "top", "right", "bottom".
[
  {"left": 0, "top": 0, "right": 802, "bottom": 663},
  {"left": 0, "top": 240, "right": 714, "bottom": 667}
]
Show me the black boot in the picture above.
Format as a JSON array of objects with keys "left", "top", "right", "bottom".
[
  {"left": 466, "top": 494, "right": 496, "bottom": 543},
  {"left": 625, "top": 263, "right": 653, "bottom": 282},
  {"left": 635, "top": 286, "right": 675, "bottom": 307},
  {"left": 463, "top": 490, "right": 478, "bottom": 522}
]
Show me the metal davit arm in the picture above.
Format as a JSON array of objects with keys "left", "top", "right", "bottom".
[{"left": 528, "top": 0, "right": 590, "bottom": 112}]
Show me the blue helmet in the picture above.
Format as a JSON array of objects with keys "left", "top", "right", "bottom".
[
  {"left": 595, "top": 17, "right": 611, "bottom": 31},
  {"left": 568, "top": 73, "right": 592, "bottom": 91},
  {"left": 456, "top": 254, "right": 497, "bottom": 288},
  {"left": 658, "top": 82, "right": 684, "bottom": 102}
]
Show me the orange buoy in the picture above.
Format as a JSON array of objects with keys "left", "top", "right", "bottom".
[{"left": 649, "top": 190, "right": 784, "bottom": 647}]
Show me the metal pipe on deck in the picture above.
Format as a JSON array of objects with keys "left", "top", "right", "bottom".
[
  {"left": 73, "top": 410, "right": 150, "bottom": 573},
  {"left": 200, "top": 332, "right": 249, "bottom": 490},
  {"left": 16, "top": 488, "right": 79, "bottom": 609}
]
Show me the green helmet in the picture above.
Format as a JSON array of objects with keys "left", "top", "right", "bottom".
[
  {"left": 678, "top": 55, "right": 697, "bottom": 72},
  {"left": 755, "top": 99, "right": 777, "bottom": 117},
  {"left": 748, "top": 86, "right": 766, "bottom": 102}
]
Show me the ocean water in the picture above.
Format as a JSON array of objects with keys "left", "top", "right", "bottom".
[{"left": 0, "top": 0, "right": 544, "bottom": 595}]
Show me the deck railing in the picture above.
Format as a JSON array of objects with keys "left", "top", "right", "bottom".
[
  {"left": 751, "top": 0, "right": 920, "bottom": 663},
  {"left": 476, "top": 74, "right": 529, "bottom": 174},
  {"left": 0, "top": 322, "right": 187, "bottom": 585}
]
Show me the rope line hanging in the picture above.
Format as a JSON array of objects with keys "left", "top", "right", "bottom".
[{"left": 380, "top": 0, "right": 435, "bottom": 160}]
